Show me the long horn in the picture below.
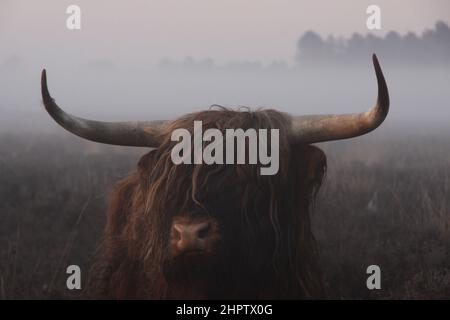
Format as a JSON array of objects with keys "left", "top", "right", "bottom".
[
  {"left": 291, "top": 54, "right": 389, "bottom": 143},
  {"left": 41, "top": 69, "right": 166, "bottom": 147}
]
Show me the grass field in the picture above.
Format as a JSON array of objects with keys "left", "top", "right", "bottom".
[{"left": 1, "top": 130, "right": 450, "bottom": 299}]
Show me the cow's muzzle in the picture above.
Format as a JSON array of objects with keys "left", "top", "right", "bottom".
[{"left": 169, "top": 217, "right": 219, "bottom": 257}]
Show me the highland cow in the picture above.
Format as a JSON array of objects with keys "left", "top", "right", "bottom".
[{"left": 40, "top": 54, "right": 389, "bottom": 299}]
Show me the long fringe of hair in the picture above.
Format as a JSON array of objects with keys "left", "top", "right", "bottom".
[{"left": 89, "top": 107, "right": 326, "bottom": 299}]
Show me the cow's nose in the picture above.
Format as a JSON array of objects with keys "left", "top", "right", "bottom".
[{"left": 171, "top": 221, "right": 211, "bottom": 253}]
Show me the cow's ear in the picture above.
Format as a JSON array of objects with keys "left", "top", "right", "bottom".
[
  {"left": 137, "top": 150, "right": 158, "bottom": 176},
  {"left": 294, "top": 144, "right": 327, "bottom": 190}
]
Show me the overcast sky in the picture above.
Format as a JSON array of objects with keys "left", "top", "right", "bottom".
[
  {"left": 1, "top": 0, "right": 450, "bottom": 65},
  {"left": 1, "top": 0, "right": 449, "bottom": 132}
]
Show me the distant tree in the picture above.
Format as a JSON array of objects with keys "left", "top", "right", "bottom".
[
  {"left": 296, "top": 31, "right": 328, "bottom": 62},
  {"left": 346, "top": 33, "right": 368, "bottom": 61},
  {"left": 435, "top": 21, "right": 450, "bottom": 40},
  {"left": 403, "top": 31, "right": 422, "bottom": 61},
  {"left": 294, "top": 21, "right": 450, "bottom": 66},
  {"left": 433, "top": 21, "right": 450, "bottom": 62}
]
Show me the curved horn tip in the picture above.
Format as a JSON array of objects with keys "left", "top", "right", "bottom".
[
  {"left": 41, "top": 69, "right": 47, "bottom": 85},
  {"left": 41, "top": 69, "right": 52, "bottom": 103},
  {"left": 371, "top": 53, "right": 389, "bottom": 105},
  {"left": 372, "top": 53, "right": 378, "bottom": 64},
  {"left": 372, "top": 53, "right": 383, "bottom": 76}
]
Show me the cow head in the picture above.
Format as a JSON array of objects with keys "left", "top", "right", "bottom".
[{"left": 40, "top": 54, "right": 389, "bottom": 299}]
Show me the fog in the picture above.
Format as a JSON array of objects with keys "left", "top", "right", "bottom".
[{"left": 1, "top": 1, "right": 449, "bottom": 134}]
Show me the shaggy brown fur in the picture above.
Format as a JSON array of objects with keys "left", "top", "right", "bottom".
[{"left": 88, "top": 107, "right": 327, "bottom": 299}]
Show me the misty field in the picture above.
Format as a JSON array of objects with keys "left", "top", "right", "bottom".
[{"left": 1, "top": 130, "right": 450, "bottom": 299}]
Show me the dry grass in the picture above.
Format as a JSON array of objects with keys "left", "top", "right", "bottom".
[{"left": 1, "top": 130, "right": 450, "bottom": 299}]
